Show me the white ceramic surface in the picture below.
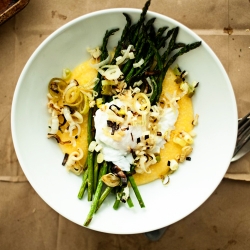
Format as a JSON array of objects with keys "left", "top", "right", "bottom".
[{"left": 11, "top": 8, "right": 238, "bottom": 234}]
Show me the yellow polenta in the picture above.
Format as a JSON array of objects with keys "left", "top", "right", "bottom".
[
  {"left": 134, "top": 70, "right": 194, "bottom": 185},
  {"left": 59, "top": 59, "right": 194, "bottom": 186}
]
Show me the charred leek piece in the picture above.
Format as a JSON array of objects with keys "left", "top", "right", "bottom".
[{"left": 48, "top": 78, "right": 67, "bottom": 99}]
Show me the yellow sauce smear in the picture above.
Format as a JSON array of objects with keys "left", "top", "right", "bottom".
[
  {"left": 59, "top": 59, "right": 194, "bottom": 185},
  {"left": 134, "top": 70, "right": 194, "bottom": 185}
]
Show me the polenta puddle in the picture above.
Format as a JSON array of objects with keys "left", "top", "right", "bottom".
[{"left": 48, "top": 60, "right": 197, "bottom": 186}]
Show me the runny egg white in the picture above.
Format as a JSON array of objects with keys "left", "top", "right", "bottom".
[{"left": 94, "top": 98, "right": 179, "bottom": 171}]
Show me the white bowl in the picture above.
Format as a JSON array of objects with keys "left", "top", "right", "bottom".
[{"left": 11, "top": 8, "right": 237, "bottom": 234}]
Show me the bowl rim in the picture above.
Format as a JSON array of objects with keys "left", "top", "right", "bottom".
[{"left": 11, "top": 7, "right": 238, "bottom": 234}]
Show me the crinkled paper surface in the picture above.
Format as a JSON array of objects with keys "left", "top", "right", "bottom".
[{"left": 1, "top": 0, "right": 250, "bottom": 249}]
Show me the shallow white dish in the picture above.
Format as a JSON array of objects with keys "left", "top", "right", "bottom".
[{"left": 11, "top": 7, "right": 237, "bottom": 234}]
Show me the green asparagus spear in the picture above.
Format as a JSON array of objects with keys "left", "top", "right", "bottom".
[
  {"left": 131, "top": 0, "right": 151, "bottom": 44},
  {"left": 110, "top": 13, "right": 132, "bottom": 65},
  {"left": 94, "top": 28, "right": 119, "bottom": 97},
  {"left": 77, "top": 168, "right": 88, "bottom": 199},
  {"left": 87, "top": 151, "right": 94, "bottom": 201},
  {"left": 154, "top": 41, "right": 202, "bottom": 103},
  {"left": 87, "top": 108, "right": 94, "bottom": 144},
  {"left": 84, "top": 161, "right": 108, "bottom": 226},
  {"left": 86, "top": 108, "right": 94, "bottom": 201},
  {"left": 113, "top": 199, "right": 120, "bottom": 210},
  {"left": 96, "top": 186, "right": 113, "bottom": 212},
  {"left": 127, "top": 196, "right": 134, "bottom": 208},
  {"left": 93, "top": 153, "right": 99, "bottom": 193},
  {"left": 159, "top": 27, "right": 179, "bottom": 67},
  {"left": 128, "top": 175, "right": 145, "bottom": 208}
]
